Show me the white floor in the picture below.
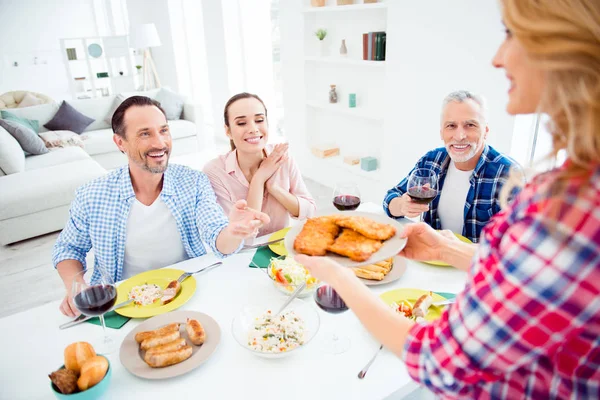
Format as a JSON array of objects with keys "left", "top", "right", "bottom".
[{"left": 0, "top": 146, "right": 333, "bottom": 319}]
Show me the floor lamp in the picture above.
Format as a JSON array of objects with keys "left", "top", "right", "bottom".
[{"left": 130, "top": 23, "right": 162, "bottom": 91}]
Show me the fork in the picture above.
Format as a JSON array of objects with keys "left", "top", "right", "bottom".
[
  {"left": 176, "top": 261, "right": 223, "bottom": 283},
  {"left": 358, "top": 344, "right": 384, "bottom": 379}
]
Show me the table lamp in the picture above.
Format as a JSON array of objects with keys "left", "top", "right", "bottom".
[{"left": 129, "top": 23, "right": 162, "bottom": 91}]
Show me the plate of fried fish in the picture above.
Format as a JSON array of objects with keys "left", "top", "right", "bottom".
[
  {"left": 286, "top": 212, "right": 407, "bottom": 268},
  {"left": 352, "top": 256, "right": 407, "bottom": 286}
]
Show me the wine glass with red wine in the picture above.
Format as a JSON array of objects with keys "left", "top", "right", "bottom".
[
  {"left": 333, "top": 182, "right": 361, "bottom": 211},
  {"left": 314, "top": 284, "right": 351, "bottom": 354},
  {"left": 407, "top": 168, "right": 439, "bottom": 221},
  {"left": 72, "top": 268, "right": 118, "bottom": 354}
]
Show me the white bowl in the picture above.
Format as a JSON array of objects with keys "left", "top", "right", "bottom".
[
  {"left": 264, "top": 258, "right": 320, "bottom": 298},
  {"left": 231, "top": 298, "right": 320, "bottom": 359}
]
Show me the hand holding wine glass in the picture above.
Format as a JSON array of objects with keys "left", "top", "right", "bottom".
[
  {"left": 72, "top": 268, "right": 118, "bottom": 354},
  {"left": 407, "top": 169, "right": 439, "bottom": 221}
]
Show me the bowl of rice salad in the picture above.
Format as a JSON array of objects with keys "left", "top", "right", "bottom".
[{"left": 231, "top": 297, "right": 320, "bottom": 359}]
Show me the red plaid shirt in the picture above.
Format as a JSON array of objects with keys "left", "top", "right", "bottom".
[{"left": 402, "top": 163, "right": 600, "bottom": 399}]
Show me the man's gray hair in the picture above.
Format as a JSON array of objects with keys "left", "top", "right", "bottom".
[{"left": 441, "top": 90, "right": 488, "bottom": 124}]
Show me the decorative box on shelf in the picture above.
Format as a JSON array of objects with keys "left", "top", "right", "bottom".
[
  {"left": 360, "top": 156, "right": 378, "bottom": 171},
  {"left": 311, "top": 144, "right": 340, "bottom": 158},
  {"left": 343, "top": 155, "right": 360, "bottom": 166}
]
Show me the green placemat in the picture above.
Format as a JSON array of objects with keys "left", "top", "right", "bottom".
[
  {"left": 85, "top": 311, "right": 131, "bottom": 329},
  {"left": 249, "top": 246, "right": 279, "bottom": 268},
  {"left": 434, "top": 292, "right": 456, "bottom": 300}
]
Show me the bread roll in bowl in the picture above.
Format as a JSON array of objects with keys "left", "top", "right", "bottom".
[
  {"left": 77, "top": 355, "right": 109, "bottom": 391},
  {"left": 64, "top": 342, "right": 96, "bottom": 374}
]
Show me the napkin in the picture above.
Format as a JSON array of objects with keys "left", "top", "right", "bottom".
[
  {"left": 249, "top": 246, "right": 279, "bottom": 268},
  {"left": 434, "top": 292, "right": 456, "bottom": 300},
  {"left": 85, "top": 311, "right": 131, "bottom": 329}
]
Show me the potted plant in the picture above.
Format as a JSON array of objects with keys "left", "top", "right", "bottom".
[
  {"left": 315, "top": 29, "right": 327, "bottom": 57},
  {"left": 135, "top": 65, "right": 142, "bottom": 75}
]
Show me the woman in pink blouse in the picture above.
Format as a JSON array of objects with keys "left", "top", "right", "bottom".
[
  {"left": 203, "top": 93, "right": 316, "bottom": 236},
  {"left": 296, "top": 0, "right": 600, "bottom": 398}
]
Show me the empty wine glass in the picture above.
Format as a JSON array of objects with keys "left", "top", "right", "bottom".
[
  {"left": 72, "top": 268, "right": 118, "bottom": 354},
  {"left": 314, "top": 284, "right": 350, "bottom": 354},
  {"left": 333, "top": 182, "right": 361, "bottom": 211},
  {"left": 407, "top": 169, "right": 439, "bottom": 222}
]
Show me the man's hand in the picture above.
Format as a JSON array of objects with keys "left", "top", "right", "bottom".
[
  {"left": 254, "top": 143, "right": 288, "bottom": 183},
  {"left": 227, "top": 199, "right": 270, "bottom": 238},
  {"left": 60, "top": 294, "right": 80, "bottom": 317},
  {"left": 389, "top": 193, "right": 429, "bottom": 218},
  {"left": 398, "top": 223, "right": 450, "bottom": 262}
]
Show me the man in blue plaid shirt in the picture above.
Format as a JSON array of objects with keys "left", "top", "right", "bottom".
[
  {"left": 384, "top": 90, "right": 521, "bottom": 243},
  {"left": 53, "top": 96, "right": 270, "bottom": 317}
]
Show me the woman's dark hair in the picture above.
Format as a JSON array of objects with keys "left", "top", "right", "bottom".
[
  {"left": 112, "top": 95, "right": 166, "bottom": 138},
  {"left": 223, "top": 92, "right": 268, "bottom": 151}
]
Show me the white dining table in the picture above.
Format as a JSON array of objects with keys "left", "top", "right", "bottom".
[{"left": 0, "top": 203, "right": 467, "bottom": 400}]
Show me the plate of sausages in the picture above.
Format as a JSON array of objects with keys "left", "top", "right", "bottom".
[{"left": 120, "top": 310, "right": 221, "bottom": 379}]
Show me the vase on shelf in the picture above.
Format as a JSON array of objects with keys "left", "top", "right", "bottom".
[
  {"left": 340, "top": 39, "right": 348, "bottom": 57},
  {"left": 311, "top": 0, "right": 326, "bottom": 6},
  {"left": 317, "top": 40, "right": 326, "bottom": 57},
  {"left": 329, "top": 85, "right": 338, "bottom": 104}
]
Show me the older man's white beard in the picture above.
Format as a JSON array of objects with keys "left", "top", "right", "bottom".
[{"left": 446, "top": 141, "right": 479, "bottom": 163}]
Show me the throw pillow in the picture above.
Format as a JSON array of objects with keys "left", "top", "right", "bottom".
[
  {"left": 0, "top": 125, "right": 25, "bottom": 174},
  {"left": 0, "top": 119, "right": 48, "bottom": 155},
  {"left": 38, "top": 130, "right": 85, "bottom": 149},
  {"left": 104, "top": 94, "right": 125, "bottom": 125},
  {"left": 44, "top": 101, "right": 95, "bottom": 134},
  {"left": 18, "top": 93, "right": 44, "bottom": 108},
  {"left": 0, "top": 110, "right": 39, "bottom": 133},
  {"left": 155, "top": 88, "right": 184, "bottom": 120}
]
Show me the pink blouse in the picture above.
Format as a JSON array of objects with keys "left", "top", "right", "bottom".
[{"left": 203, "top": 145, "right": 317, "bottom": 236}]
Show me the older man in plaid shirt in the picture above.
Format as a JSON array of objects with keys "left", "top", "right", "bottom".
[
  {"left": 53, "top": 96, "right": 269, "bottom": 317},
  {"left": 384, "top": 90, "right": 521, "bottom": 243}
]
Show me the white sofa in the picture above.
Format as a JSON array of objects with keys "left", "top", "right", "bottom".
[{"left": 0, "top": 89, "right": 203, "bottom": 244}]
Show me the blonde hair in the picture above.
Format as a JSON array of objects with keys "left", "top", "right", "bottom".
[{"left": 499, "top": 0, "right": 600, "bottom": 207}]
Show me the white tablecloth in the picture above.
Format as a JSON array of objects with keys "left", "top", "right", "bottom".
[{"left": 0, "top": 203, "right": 467, "bottom": 399}]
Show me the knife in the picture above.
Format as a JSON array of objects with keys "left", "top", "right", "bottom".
[
  {"left": 241, "top": 237, "right": 285, "bottom": 251},
  {"left": 59, "top": 298, "right": 134, "bottom": 330}
]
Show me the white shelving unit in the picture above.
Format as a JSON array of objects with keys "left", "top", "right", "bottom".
[
  {"left": 302, "top": 0, "right": 387, "bottom": 185},
  {"left": 306, "top": 100, "right": 383, "bottom": 120},
  {"left": 303, "top": 3, "right": 387, "bottom": 13},
  {"left": 305, "top": 56, "right": 385, "bottom": 67},
  {"left": 60, "top": 35, "right": 136, "bottom": 100}
]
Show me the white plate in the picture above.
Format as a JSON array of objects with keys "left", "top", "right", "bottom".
[
  {"left": 284, "top": 211, "right": 407, "bottom": 268},
  {"left": 356, "top": 255, "right": 407, "bottom": 286},
  {"left": 120, "top": 310, "right": 220, "bottom": 380}
]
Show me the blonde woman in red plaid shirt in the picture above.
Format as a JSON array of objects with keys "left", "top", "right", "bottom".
[{"left": 296, "top": 0, "right": 600, "bottom": 398}]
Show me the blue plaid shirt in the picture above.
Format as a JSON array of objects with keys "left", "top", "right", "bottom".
[
  {"left": 383, "top": 145, "right": 521, "bottom": 243},
  {"left": 53, "top": 164, "right": 232, "bottom": 283}
]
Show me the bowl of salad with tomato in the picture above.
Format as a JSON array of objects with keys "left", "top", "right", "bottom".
[{"left": 266, "top": 256, "right": 320, "bottom": 298}]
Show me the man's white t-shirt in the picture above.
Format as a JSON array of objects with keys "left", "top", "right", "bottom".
[
  {"left": 437, "top": 162, "right": 473, "bottom": 235},
  {"left": 122, "top": 197, "right": 188, "bottom": 279}
]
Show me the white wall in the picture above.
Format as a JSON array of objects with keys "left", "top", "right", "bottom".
[
  {"left": 0, "top": 0, "right": 98, "bottom": 100},
  {"left": 126, "top": 0, "right": 179, "bottom": 92}
]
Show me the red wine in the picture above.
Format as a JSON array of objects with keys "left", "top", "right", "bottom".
[
  {"left": 315, "top": 285, "right": 348, "bottom": 314},
  {"left": 333, "top": 195, "right": 361, "bottom": 211},
  {"left": 74, "top": 284, "right": 117, "bottom": 316},
  {"left": 408, "top": 186, "right": 437, "bottom": 205}
]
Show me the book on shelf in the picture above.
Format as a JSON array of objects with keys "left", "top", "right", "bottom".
[{"left": 362, "top": 31, "right": 386, "bottom": 61}]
